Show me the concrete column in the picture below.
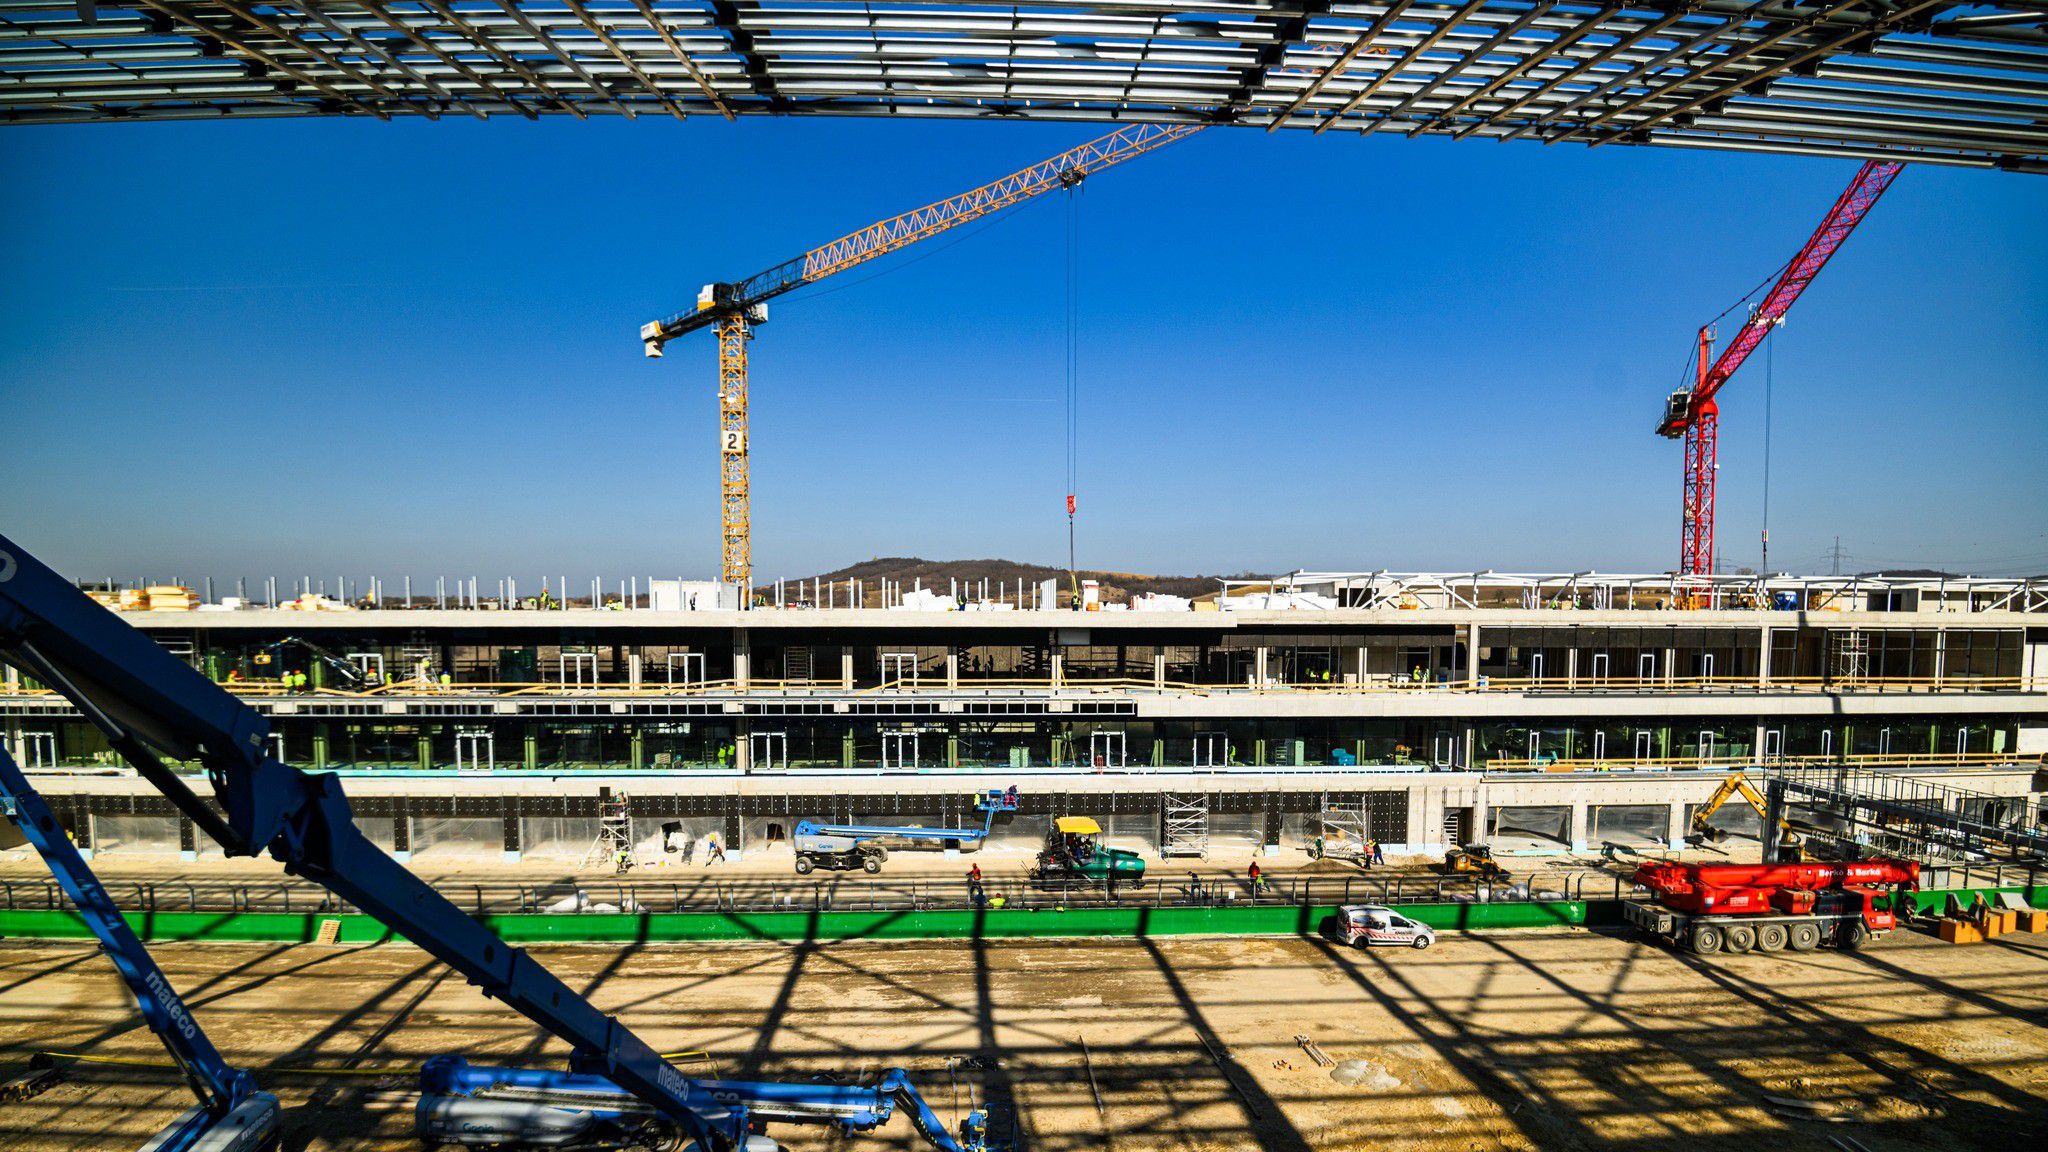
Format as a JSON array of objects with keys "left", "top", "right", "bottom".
[
  {"left": 1471, "top": 789, "right": 1490, "bottom": 846},
  {"left": 1759, "top": 626, "right": 1772, "bottom": 687},
  {"left": 1468, "top": 624, "right": 1481, "bottom": 687},
  {"left": 417, "top": 730, "right": 432, "bottom": 772},
  {"left": 1462, "top": 726, "right": 1476, "bottom": 771},
  {"left": 1664, "top": 644, "right": 1677, "bottom": 685},
  {"left": 1254, "top": 647, "right": 1269, "bottom": 687},
  {"left": 3, "top": 664, "right": 17, "bottom": 692},
  {"left": 1569, "top": 802, "right": 1590, "bottom": 852},
  {"left": 522, "top": 725, "right": 539, "bottom": 771},
  {"left": 1567, "top": 647, "right": 1578, "bottom": 689},
  {"left": 628, "top": 653, "right": 643, "bottom": 691},
  {"left": 842, "top": 650, "right": 854, "bottom": 689},
  {"left": 312, "top": 723, "right": 329, "bottom": 771},
  {"left": 1755, "top": 722, "right": 1769, "bottom": 765},
  {"left": 629, "top": 726, "right": 645, "bottom": 771},
  {"left": 1354, "top": 647, "right": 1367, "bottom": 685},
  {"left": 1050, "top": 653, "right": 1063, "bottom": 689},
  {"left": 1933, "top": 629, "right": 1946, "bottom": 688},
  {"left": 734, "top": 722, "right": 752, "bottom": 773},
  {"left": 1154, "top": 652, "right": 1166, "bottom": 689},
  {"left": 946, "top": 651, "right": 959, "bottom": 691},
  {"left": 733, "top": 628, "right": 750, "bottom": 689},
  {"left": 1666, "top": 801, "right": 1689, "bottom": 851},
  {"left": 841, "top": 729, "right": 855, "bottom": 770}
]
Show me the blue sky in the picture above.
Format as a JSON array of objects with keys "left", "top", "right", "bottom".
[{"left": 2, "top": 117, "right": 2043, "bottom": 585}]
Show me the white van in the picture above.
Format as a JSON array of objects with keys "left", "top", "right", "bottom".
[{"left": 1334, "top": 904, "right": 1436, "bottom": 949}]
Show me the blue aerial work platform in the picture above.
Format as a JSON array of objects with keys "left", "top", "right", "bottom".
[{"left": 792, "top": 788, "right": 1019, "bottom": 874}]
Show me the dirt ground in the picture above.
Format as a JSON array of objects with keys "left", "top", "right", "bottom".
[{"left": 1, "top": 927, "right": 2043, "bottom": 1152}]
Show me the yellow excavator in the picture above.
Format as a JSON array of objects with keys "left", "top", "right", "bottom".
[{"left": 1690, "top": 771, "right": 1806, "bottom": 855}]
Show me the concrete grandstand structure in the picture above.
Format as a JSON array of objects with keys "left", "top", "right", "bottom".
[{"left": 5, "top": 569, "right": 2044, "bottom": 861}]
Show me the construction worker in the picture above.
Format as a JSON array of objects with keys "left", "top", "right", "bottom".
[
  {"left": 1410, "top": 665, "right": 1426, "bottom": 685},
  {"left": 706, "top": 833, "right": 727, "bottom": 865},
  {"left": 438, "top": 671, "right": 453, "bottom": 690},
  {"left": 1248, "top": 860, "right": 1265, "bottom": 898},
  {"left": 1371, "top": 838, "right": 1386, "bottom": 867},
  {"left": 967, "top": 867, "right": 986, "bottom": 908},
  {"left": 613, "top": 846, "right": 632, "bottom": 876}
]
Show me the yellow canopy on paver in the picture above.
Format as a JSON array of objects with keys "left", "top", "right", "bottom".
[{"left": 1055, "top": 817, "right": 1101, "bottom": 836}]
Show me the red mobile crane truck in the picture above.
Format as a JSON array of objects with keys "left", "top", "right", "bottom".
[{"left": 1625, "top": 858, "right": 1920, "bottom": 955}]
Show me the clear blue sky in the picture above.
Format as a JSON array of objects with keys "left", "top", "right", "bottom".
[{"left": 3, "top": 117, "right": 2043, "bottom": 586}]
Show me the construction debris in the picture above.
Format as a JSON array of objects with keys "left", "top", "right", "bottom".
[{"left": 1294, "top": 1035, "right": 1334, "bottom": 1068}]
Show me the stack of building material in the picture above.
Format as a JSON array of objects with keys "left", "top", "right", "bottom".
[
  {"left": 145, "top": 586, "right": 198, "bottom": 611},
  {"left": 116, "top": 588, "right": 150, "bottom": 611}
]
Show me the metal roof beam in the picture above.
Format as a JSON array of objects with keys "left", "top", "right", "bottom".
[
  {"left": 629, "top": 0, "right": 733, "bottom": 116},
  {"left": 130, "top": 0, "right": 388, "bottom": 118},
  {"left": 485, "top": 0, "right": 634, "bottom": 118},
  {"left": 706, "top": 0, "right": 783, "bottom": 111},
  {"left": 1440, "top": 3, "right": 1617, "bottom": 138},
  {"left": 412, "top": 0, "right": 583, "bottom": 117},
  {"left": 354, "top": 0, "right": 538, "bottom": 119},
  {"left": 558, "top": 0, "right": 690, "bottom": 119},
  {"left": 1313, "top": 0, "right": 1489, "bottom": 132},
  {"left": 1267, "top": 0, "right": 1416, "bottom": 129}
]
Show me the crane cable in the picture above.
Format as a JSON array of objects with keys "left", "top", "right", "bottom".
[{"left": 1063, "top": 182, "right": 1082, "bottom": 606}]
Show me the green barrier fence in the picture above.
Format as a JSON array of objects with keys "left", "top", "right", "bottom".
[
  {"left": 0, "top": 898, "right": 1584, "bottom": 946},
  {"left": 0, "top": 887, "right": 2032, "bottom": 947}
]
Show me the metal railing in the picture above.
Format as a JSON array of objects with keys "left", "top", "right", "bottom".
[
  {"left": 6, "top": 674, "right": 2043, "bottom": 701},
  {"left": 0, "top": 870, "right": 1639, "bottom": 917}
]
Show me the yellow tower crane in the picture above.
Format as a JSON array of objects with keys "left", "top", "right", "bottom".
[{"left": 640, "top": 122, "right": 1205, "bottom": 589}]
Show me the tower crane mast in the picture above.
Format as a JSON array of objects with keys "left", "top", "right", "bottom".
[
  {"left": 641, "top": 122, "right": 1205, "bottom": 588},
  {"left": 1658, "top": 160, "right": 1902, "bottom": 576}
]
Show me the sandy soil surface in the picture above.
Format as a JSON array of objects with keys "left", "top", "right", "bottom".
[{"left": 1, "top": 925, "right": 2043, "bottom": 1152}]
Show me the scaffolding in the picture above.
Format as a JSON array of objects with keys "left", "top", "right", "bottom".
[
  {"left": 583, "top": 790, "right": 634, "bottom": 871},
  {"left": 1161, "top": 794, "right": 1210, "bottom": 859},
  {"left": 1316, "top": 793, "right": 1371, "bottom": 864},
  {"left": 1829, "top": 630, "right": 1870, "bottom": 681},
  {"left": 1764, "top": 768, "right": 2048, "bottom": 863}
]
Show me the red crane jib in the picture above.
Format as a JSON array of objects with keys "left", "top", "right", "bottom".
[
  {"left": 1658, "top": 159, "right": 1904, "bottom": 435},
  {"left": 1634, "top": 858, "right": 1919, "bottom": 915}
]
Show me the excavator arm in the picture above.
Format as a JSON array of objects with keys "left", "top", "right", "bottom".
[{"left": 0, "top": 534, "right": 727, "bottom": 1150}]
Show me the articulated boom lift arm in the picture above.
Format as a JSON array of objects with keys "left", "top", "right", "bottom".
[
  {"left": 0, "top": 535, "right": 726, "bottom": 1150},
  {"left": 1656, "top": 160, "right": 1902, "bottom": 576},
  {"left": 0, "top": 748, "right": 279, "bottom": 1152}
]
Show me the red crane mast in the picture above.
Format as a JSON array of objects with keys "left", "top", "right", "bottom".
[{"left": 1658, "top": 161, "right": 1904, "bottom": 576}]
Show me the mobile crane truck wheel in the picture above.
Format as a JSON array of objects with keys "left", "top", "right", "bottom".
[
  {"left": 1788, "top": 922, "right": 1821, "bottom": 952},
  {"left": 861, "top": 856, "right": 882, "bottom": 874},
  {"left": 794, "top": 856, "right": 816, "bottom": 875},
  {"left": 1688, "top": 925, "right": 1724, "bottom": 955},
  {"left": 1723, "top": 924, "right": 1757, "bottom": 954},
  {"left": 1756, "top": 923, "right": 1789, "bottom": 952}
]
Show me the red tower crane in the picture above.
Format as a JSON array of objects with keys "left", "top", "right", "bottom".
[{"left": 1658, "top": 161, "right": 1904, "bottom": 576}]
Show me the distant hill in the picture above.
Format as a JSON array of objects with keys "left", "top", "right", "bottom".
[{"left": 761, "top": 558, "right": 1271, "bottom": 606}]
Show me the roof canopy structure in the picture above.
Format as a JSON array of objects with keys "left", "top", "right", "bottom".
[{"left": 3, "top": 1, "right": 2045, "bottom": 169}]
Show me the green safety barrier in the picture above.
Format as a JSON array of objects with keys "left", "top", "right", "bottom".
[{"left": 0, "top": 887, "right": 2032, "bottom": 946}]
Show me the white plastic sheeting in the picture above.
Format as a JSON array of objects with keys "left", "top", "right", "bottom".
[{"left": 91, "top": 815, "right": 179, "bottom": 854}]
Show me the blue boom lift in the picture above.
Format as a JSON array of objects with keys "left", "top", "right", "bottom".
[
  {"left": 791, "top": 789, "right": 1018, "bottom": 874},
  {"left": 0, "top": 533, "right": 984, "bottom": 1152},
  {"left": 0, "top": 748, "right": 281, "bottom": 1152}
]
